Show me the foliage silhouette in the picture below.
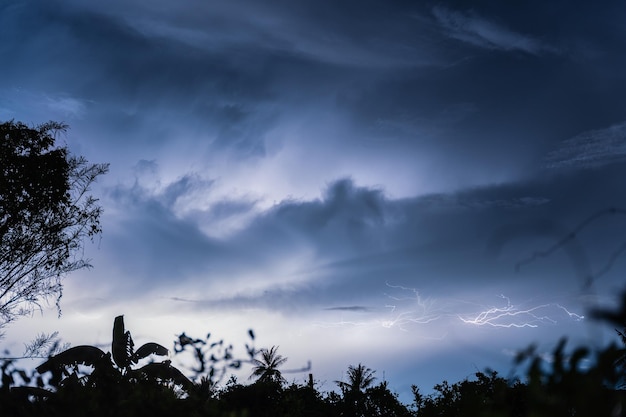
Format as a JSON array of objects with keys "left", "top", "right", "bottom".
[
  {"left": 250, "top": 345, "right": 287, "bottom": 384},
  {"left": 335, "top": 363, "right": 377, "bottom": 417},
  {"left": 2, "top": 316, "right": 626, "bottom": 416},
  {"left": 0, "top": 120, "right": 108, "bottom": 329},
  {"left": 363, "top": 381, "right": 413, "bottom": 417},
  {"left": 511, "top": 207, "right": 626, "bottom": 289},
  {"left": 511, "top": 337, "right": 626, "bottom": 416},
  {"left": 36, "top": 315, "right": 192, "bottom": 392},
  {"left": 412, "top": 371, "right": 527, "bottom": 417},
  {"left": 173, "top": 327, "right": 256, "bottom": 391},
  {"left": 336, "top": 363, "right": 376, "bottom": 394}
]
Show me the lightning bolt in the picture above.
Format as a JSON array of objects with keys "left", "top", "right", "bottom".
[
  {"left": 313, "top": 282, "right": 444, "bottom": 332},
  {"left": 382, "top": 282, "right": 443, "bottom": 330},
  {"left": 556, "top": 304, "right": 585, "bottom": 321},
  {"left": 314, "top": 285, "right": 584, "bottom": 335},
  {"left": 459, "top": 295, "right": 585, "bottom": 328}
]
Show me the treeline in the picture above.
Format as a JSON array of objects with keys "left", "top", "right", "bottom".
[{"left": 1, "top": 310, "right": 626, "bottom": 417}]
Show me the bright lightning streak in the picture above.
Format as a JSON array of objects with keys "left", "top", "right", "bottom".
[
  {"left": 382, "top": 282, "right": 442, "bottom": 331},
  {"left": 381, "top": 309, "right": 441, "bottom": 330},
  {"left": 314, "top": 284, "right": 584, "bottom": 334},
  {"left": 556, "top": 304, "right": 585, "bottom": 321},
  {"left": 313, "top": 282, "right": 443, "bottom": 333},
  {"left": 459, "top": 295, "right": 585, "bottom": 328}
]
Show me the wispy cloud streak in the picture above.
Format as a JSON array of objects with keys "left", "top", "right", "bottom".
[
  {"left": 546, "top": 122, "right": 626, "bottom": 169},
  {"left": 433, "top": 6, "right": 554, "bottom": 55}
]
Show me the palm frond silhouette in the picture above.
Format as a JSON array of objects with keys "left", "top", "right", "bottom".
[
  {"left": 250, "top": 345, "right": 287, "bottom": 384},
  {"left": 336, "top": 363, "right": 376, "bottom": 393}
]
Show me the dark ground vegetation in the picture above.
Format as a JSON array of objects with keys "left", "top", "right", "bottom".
[{"left": 1, "top": 306, "right": 626, "bottom": 417}]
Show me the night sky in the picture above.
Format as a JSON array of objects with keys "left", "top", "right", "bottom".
[{"left": 2, "top": 0, "right": 626, "bottom": 400}]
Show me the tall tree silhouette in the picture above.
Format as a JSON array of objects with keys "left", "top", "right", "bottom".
[
  {"left": 250, "top": 345, "right": 287, "bottom": 384},
  {"left": 336, "top": 363, "right": 377, "bottom": 417},
  {"left": 0, "top": 120, "right": 108, "bottom": 329}
]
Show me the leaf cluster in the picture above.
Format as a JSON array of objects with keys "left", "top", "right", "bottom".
[
  {"left": 173, "top": 327, "right": 256, "bottom": 388},
  {"left": 250, "top": 345, "right": 287, "bottom": 384},
  {"left": 35, "top": 315, "right": 191, "bottom": 393}
]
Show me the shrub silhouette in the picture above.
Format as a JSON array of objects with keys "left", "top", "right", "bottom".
[{"left": 173, "top": 327, "right": 256, "bottom": 392}]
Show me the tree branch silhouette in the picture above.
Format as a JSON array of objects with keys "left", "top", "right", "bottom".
[{"left": 515, "top": 207, "right": 626, "bottom": 289}]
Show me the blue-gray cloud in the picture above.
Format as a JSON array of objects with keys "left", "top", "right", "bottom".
[
  {"left": 3, "top": 0, "right": 626, "bottom": 195},
  {"left": 90, "top": 163, "right": 626, "bottom": 317}
]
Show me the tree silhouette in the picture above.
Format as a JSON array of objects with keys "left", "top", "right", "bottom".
[
  {"left": 0, "top": 120, "right": 108, "bottom": 329},
  {"left": 250, "top": 345, "right": 287, "bottom": 384},
  {"left": 364, "top": 381, "right": 413, "bottom": 417},
  {"left": 335, "top": 363, "right": 377, "bottom": 417},
  {"left": 336, "top": 363, "right": 376, "bottom": 394}
]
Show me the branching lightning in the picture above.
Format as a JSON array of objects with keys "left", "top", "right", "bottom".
[
  {"left": 314, "top": 284, "right": 584, "bottom": 335},
  {"left": 459, "top": 295, "right": 585, "bottom": 328},
  {"left": 313, "top": 282, "right": 443, "bottom": 332},
  {"left": 381, "top": 282, "right": 442, "bottom": 330}
]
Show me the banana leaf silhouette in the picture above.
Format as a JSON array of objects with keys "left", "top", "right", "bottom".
[
  {"left": 36, "top": 345, "right": 107, "bottom": 374},
  {"left": 129, "top": 361, "right": 194, "bottom": 391},
  {"left": 36, "top": 315, "right": 191, "bottom": 391}
]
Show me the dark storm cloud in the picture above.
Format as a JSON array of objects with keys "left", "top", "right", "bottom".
[
  {"left": 1, "top": 0, "right": 439, "bottom": 105},
  {"left": 84, "top": 0, "right": 447, "bottom": 69},
  {"left": 3, "top": 0, "right": 625, "bottom": 187},
  {"left": 1, "top": 0, "right": 285, "bottom": 157},
  {"left": 93, "top": 160, "right": 626, "bottom": 316},
  {"left": 337, "top": 2, "right": 626, "bottom": 178},
  {"left": 103, "top": 182, "right": 227, "bottom": 288}
]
